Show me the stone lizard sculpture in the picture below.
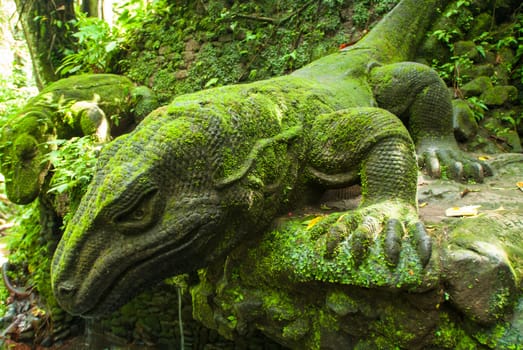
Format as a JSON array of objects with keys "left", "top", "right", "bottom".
[
  {"left": 0, "top": 74, "right": 158, "bottom": 204},
  {"left": 51, "top": 0, "right": 491, "bottom": 318}
]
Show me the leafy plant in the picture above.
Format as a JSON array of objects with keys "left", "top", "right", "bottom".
[
  {"left": 0, "top": 77, "right": 36, "bottom": 126},
  {"left": 499, "top": 113, "right": 522, "bottom": 133},
  {"left": 353, "top": 1, "right": 371, "bottom": 27},
  {"left": 431, "top": 29, "right": 460, "bottom": 49},
  {"left": 466, "top": 96, "right": 488, "bottom": 122},
  {"left": 44, "top": 136, "right": 100, "bottom": 198},
  {"left": 432, "top": 55, "right": 473, "bottom": 94},
  {"left": 56, "top": 12, "right": 121, "bottom": 75},
  {"left": 513, "top": 14, "right": 523, "bottom": 85},
  {"left": 115, "top": 0, "right": 172, "bottom": 35}
]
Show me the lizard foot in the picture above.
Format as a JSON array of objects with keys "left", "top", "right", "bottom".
[
  {"left": 417, "top": 137, "right": 492, "bottom": 183},
  {"left": 328, "top": 201, "right": 432, "bottom": 269}
]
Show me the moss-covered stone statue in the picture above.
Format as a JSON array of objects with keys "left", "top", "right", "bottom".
[
  {"left": 45, "top": 0, "right": 521, "bottom": 348},
  {"left": 0, "top": 74, "right": 158, "bottom": 204}
]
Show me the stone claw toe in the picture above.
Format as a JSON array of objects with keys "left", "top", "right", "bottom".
[
  {"left": 384, "top": 219, "right": 402, "bottom": 266},
  {"left": 411, "top": 222, "right": 431, "bottom": 267}
]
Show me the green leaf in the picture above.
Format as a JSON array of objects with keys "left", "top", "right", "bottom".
[
  {"left": 48, "top": 183, "right": 70, "bottom": 194},
  {"left": 204, "top": 77, "right": 219, "bottom": 88},
  {"left": 105, "top": 41, "right": 118, "bottom": 53},
  {"left": 476, "top": 45, "right": 485, "bottom": 58}
]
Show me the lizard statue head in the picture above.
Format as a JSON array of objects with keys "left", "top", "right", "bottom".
[
  {"left": 0, "top": 113, "right": 55, "bottom": 204},
  {"left": 51, "top": 96, "right": 300, "bottom": 317}
]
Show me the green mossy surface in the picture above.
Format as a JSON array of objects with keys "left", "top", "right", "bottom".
[
  {"left": 117, "top": 0, "right": 402, "bottom": 102},
  {"left": 2, "top": 0, "right": 523, "bottom": 348},
  {"left": 481, "top": 85, "right": 519, "bottom": 106},
  {"left": 0, "top": 74, "right": 157, "bottom": 205}
]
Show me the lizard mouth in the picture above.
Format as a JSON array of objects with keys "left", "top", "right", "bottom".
[{"left": 72, "top": 217, "right": 218, "bottom": 318}]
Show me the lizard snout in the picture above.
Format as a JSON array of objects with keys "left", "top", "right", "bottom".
[{"left": 53, "top": 280, "right": 79, "bottom": 313}]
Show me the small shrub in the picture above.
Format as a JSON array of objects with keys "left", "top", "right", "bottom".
[{"left": 56, "top": 12, "right": 121, "bottom": 75}]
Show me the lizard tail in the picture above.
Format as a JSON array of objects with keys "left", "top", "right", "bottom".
[{"left": 353, "top": 0, "right": 451, "bottom": 63}]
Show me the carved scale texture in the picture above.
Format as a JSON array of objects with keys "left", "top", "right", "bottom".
[
  {"left": 51, "top": 0, "right": 455, "bottom": 318},
  {"left": 370, "top": 62, "right": 453, "bottom": 143},
  {"left": 308, "top": 108, "right": 413, "bottom": 177},
  {"left": 363, "top": 137, "right": 418, "bottom": 205}
]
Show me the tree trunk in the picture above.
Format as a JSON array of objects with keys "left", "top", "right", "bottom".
[
  {"left": 81, "top": 0, "right": 99, "bottom": 18},
  {"left": 14, "top": 0, "right": 77, "bottom": 89}
]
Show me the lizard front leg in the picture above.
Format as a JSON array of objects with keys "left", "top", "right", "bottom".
[
  {"left": 307, "top": 107, "right": 431, "bottom": 268},
  {"left": 369, "top": 62, "right": 491, "bottom": 182}
]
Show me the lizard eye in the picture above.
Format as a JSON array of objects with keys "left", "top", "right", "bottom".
[
  {"left": 113, "top": 188, "right": 160, "bottom": 232},
  {"left": 132, "top": 208, "right": 146, "bottom": 220}
]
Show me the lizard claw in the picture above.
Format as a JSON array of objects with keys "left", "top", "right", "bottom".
[
  {"left": 418, "top": 139, "right": 491, "bottom": 183},
  {"left": 336, "top": 202, "right": 432, "bottom": 268},
  {"left": 424, "top": 149, "right": 441, "bottom": 178},
  {"left": 410, "top": 221, "right": 432, "bottom": 267},
  {"left": 383, "top": 219, "right": 432, "bottom": 267},
  {"left": 346, "top": 216, "right": 378, "bottom": 264},
  {"left": 384, "top": 219, "right": 402, "bottom": 265}
]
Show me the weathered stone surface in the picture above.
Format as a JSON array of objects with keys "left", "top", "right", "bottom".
[
  {"left": 189, "top": 155, "right": 523, "bottom": 348},
  {"left": 444, "top": 235, "right": 518, "bottom": 324},
  {"left": 460, "top": 76, "right": 493, "bottom": 97},
  {"left": 185, "top": 38, "right": 200, "bottom": 52},
  {"left": 54, "top": 0, "right": 489, "bottom": 322},
  {"left": 3, "top": 0, "right": 517, "bottom": 348},
  {"left": 175, "top": 69, "right": 189, "bottom": 80},
  {"left": 452, "top": 99, "right": 478, "bottom": 141},
  {"left": 420, "top": 154, "right": 523, "bottom": 328},
  {"left": 453, "top": 41, "right": 481, "bottom": 62},
  {"left": 481, "top": 85, "right": 519, "bottom": 106},
  {"left": 183, "top": 50, "right": 196, "bottom": 62},
  {"left": 461, "top": 63, "right": 495, "bottom": 82},
  {"left": 189, "top": 155, "right": 523, "bottom": 349}
]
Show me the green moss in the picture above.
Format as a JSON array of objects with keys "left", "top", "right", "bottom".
[
  {"left": 117, "top": 0, "right": 391, "bottom": 98},
  {"left": 369, "top": 306, "right": 417, "bottom": 348},
  {"left": 433, "top": 313, "right": 478, "bottom": 349},
  {"left": 325, "top": 290, "right": 359, "bottom": 316},
  {"left": 190, "top": 269, "right": 218, "bottom": 331},
  {"left": 0, "top": 280, "right": 9, "bottom": 317},
  {"left": 253, "top": 201, "right": 430, "bottom": 290},
  {"left": 282, "top": 317, "right": 310, "bottom": 341},
  {"left": 262, "top": 290, "right": 299, "bottom": 322},
  {"left": 472, "top": 322, "right": 512, "bottom": 349}
]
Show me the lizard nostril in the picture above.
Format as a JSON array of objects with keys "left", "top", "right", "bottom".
[{"left": 57, "top": 282, "right": 77, "bottom": 299}]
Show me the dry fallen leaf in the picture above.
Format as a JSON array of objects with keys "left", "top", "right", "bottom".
[
  {"left": 305, "top": 216, "right": 324, "bottom": 229},
  {"left": 445, "top": 205, "right": 481, "bottom": 217}
]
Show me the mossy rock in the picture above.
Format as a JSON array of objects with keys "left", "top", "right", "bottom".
[
  {"left": 460, "top": 64, "right": 495, "bottom": 83},
  {"left": 461, "top": 76, "right": 493, "bottom": 97},
  {"left": 452, "top": 99, "right": 478, "bottom": 141},
  {"left": 480, "top": 85, "right": 518, "bottom": 106},
  {"left": 467, "top": 12, "right": 493, "bottom": 39},
  {"left": 453, "top": 41, "right": 481, "bottom": 62},
  {"left": 417, "top": 16, "right": 455, "bottom": 62},
  {"left": 485, "top": 114, "right": 522, "bottom": 152},
  {"left": 442, "top": 207, "right": 523, "bottom": 325}
]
